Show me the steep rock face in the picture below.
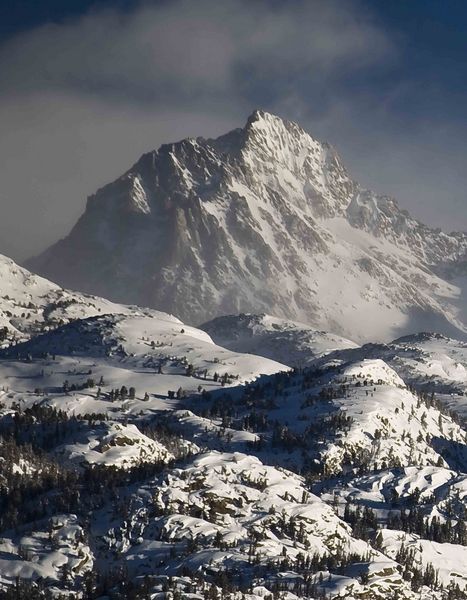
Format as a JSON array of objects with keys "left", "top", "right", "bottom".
[{"left": 27, "top": 110, "right": 467, "bottom": 342}]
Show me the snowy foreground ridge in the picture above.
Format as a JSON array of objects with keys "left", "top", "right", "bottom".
[
  {"left": 0, "top": 254, "right": 466, "bottom": 598},
  {"left": 27, "top": 110, "right": 467, "bottom": 342}
]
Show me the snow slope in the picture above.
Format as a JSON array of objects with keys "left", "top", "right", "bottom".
[
  {"left": 200, "top": 313, "right": 358, "bottom": 367},
  {"left": 316, "top": 332, "right": 467, "bottom": 419},
  {"left": 380, "top": 531, "right": 467, "bottom": 590},
  {"left": 0, "top": 252, "right": 152, "bottom": 346},
  {"left": 1, "top": 450, "right": 448, "bottom": 599},
  {"left": 0, "top": 312, "right": 288, "bottom": 420}
]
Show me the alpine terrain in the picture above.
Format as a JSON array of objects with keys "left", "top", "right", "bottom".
[
  {"left": 0, "top": 252, "right": 466, "bottom": 599},
  {"left": 26, "top": 110, "right": 467, "bottom": 343},
  {"left": 0, "top": 109, "right": 466, "bottom": 599}
]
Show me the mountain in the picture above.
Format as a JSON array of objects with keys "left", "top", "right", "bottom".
[
  {"left": 3, "top": 104, "right": 467, "bottom": 597},
  {"left": 26, "top": 110, "right": 467, "bottom": 343}
]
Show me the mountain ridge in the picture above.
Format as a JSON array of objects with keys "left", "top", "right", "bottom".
[{"left": 26, "top": 110, "right": 467, "bottom": 342}]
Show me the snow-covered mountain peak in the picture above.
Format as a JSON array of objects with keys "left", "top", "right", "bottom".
[
  {"left": 239, "top": 109, "right": 353, "bottom": 217},
  {"left": 26, "top": 111, "right": 467, "bottom": 342},
  {"left": 243, "top": 108, "right": 317, "bottom": 148}
]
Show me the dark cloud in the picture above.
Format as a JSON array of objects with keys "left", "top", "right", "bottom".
[
  {"left": 0, "top": 0, "right": 464, "bottom": 261},
  {"left": 1, "top": 0, "right": 392, "bottom": 104}
]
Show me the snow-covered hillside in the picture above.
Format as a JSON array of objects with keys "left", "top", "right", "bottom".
[
  {"left": 55, "top": 422, "right": 177, "bottom": 469},
  {"left": 0, "top": 252, "right": 149, "bottom": 345},
  {"left": 0, "top": 312, "right": 287, "bottom": 427},
  {"left": 1, "top": 443, "right": 461, "bottom": 599},
  {"left": 0, "top": 325, "right": 466, "bottom": 597},
  {"left": 201, "top": 313, "right": 357, "bottom": 367},
  {"left": 117, "top": 451, "right": 435, "bottom": 599},
  {"left": 201, "top": 315, "right": 467, "bottom": 425},
  {"left": 314, "top": 332, "right": 467, "bottom": 419},
  {"left": 318, "top": 465, "right": 467, "bottom": 591},
  {"left": 26, "top": 110, "right": 467, "bottom": 342},
  {"left": 177, "top": 358, "right": 466, "bottom": 476}
]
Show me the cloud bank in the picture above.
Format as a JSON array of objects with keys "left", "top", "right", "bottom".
[{"left": 0, "top": 0, "right": 465, "bottom": 260}]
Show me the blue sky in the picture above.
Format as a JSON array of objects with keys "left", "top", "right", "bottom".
[
  {"left": 0, "top": 0, "right": 466, "bottom": 259},
  {"left": 0, "top": 0, "right": 131, "bottom": 36},
  {"left": 366, "top": 0, "right": 467, "bottom": 117}
]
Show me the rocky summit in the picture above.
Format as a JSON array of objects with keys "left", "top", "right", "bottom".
[{"left": 27, "top": 110, "right": 467, "bottom": 342}]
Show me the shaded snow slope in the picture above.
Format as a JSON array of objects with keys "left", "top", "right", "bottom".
[{"left": 200, "top": 313, "right": 357, "bottom": 367}]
